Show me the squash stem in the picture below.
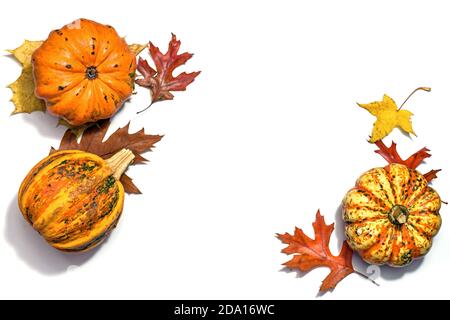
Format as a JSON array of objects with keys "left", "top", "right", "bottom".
[
  {"left": 106, "top": 149, "right": 135, "bottom": 180},
  {"left": 388, "top": 205, "right": 409, "bottom": 225}
]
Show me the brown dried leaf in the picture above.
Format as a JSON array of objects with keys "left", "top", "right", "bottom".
[{"left": 51, "top": 120, "right": 162, "bottom": 193}]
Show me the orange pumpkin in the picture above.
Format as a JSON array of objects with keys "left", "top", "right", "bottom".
[{"left": 32, "top": 19, "right": 136, "bottom": 126}]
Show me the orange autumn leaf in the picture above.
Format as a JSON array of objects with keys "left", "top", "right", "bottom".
[
  {"left": 277, "top": 210, "right": 354, "bottom": 292},
  {"left": 51, "top": 120, "right": 162, "bottom": 194},
  {"left": 374, "top": 140, "right": 440, "bottom": 182},
  {"left": 136, "top": 34, "right": 200, "bottom": 111}
]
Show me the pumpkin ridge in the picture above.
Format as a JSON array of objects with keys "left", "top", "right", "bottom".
[
  {"left": 408, "top": 210, "right": 440, "bottom": 217},
  {"left": 51, "top": 182, "right": 123, "bottom": 250},
  {"left": 383, "top": 165, "right": 402, "bottom": 204},
  {"left": 48, "top": 75, "right": 87, "bottom": 101},
  {"left": 406, "top": 218, "right": 432, "bottom": 239},
  {"left": 397, "top": 169, "right": 412, "bottom": 204},
  {"left": 343, "top": 207, "right": 387, "bottom": 223},
  {"left": 345, "top": 219, "right": 389, "bottom": 251},
  {"left": 37, "top": 173, "right": 113, "bottom": 234},
  {"left": 45, "top": 180, "right": 120, "bottom": 244},
  {"left": 406, "top": 219, "right": 431, "bottom": 238},
  {"left": 356, "top": 169, "right": 394, "bottom": 208},
  {"left": 88, "top": 79, "right": 100, "bottom": 119},
  {"left": 406, "top": 224, "right": 432, "bottom": 256},
  {"left": 360, "top": 227, "right": 392, "bottom": 265},
  {"left": 22, "top": 152, "right": 106, "bottom": 202},
  {"left": 47, "top": 33, "right": 88, "bottom": 68},
  {"left": 347, "top": 217, "right": 388, "bottom": 224},
  {"left": 33, "top": 68, "right": 85, "bottom": 99},
  {"left": 402, "top": 225, "right": 421, "bottom": 259},
  {"left": 54, "top": 80, "right": 94, "bottom": 125},
  {"left": 94, "top": 80, "right": 117, "bottom": 116},
  {"left": 47, "top": 80, "right": 89, "bottom": 125},
  {"left": 58, "top": 208, "right": 122, "bottom": 252},
  {"left": 33, "top": 58, "right": 84, "bottom": 73},
  {"left": 91, "top": 80, "right": 119, "bottom": 120},
  {"left": 405, "top": 173, "right": 429, "bottom": 208},
  {"left": 388, "top": 228, "right": 402, "bottom": 264},
  {"left": 95, "top": 39, "right": 130, "bottom": 70},
  {"left": 408, "top": 187, "right": 441, "bottom": 213},
  {"left": 97, "top": 73, "right": 133, "bottom": 99},
  {"left": 408, "top": 195, "right": 440, "bottom": 213},
  {"left": 28, "top": 156, "right": 110, "bottom": 228},
  {"left": 372, "top": 168, "right": 395, "bottom": 207},
  {"left": 18, "top": 151, "right": 80, "bottom": 204},
  {"left": 343, "top": 204, "right": 387, "bottom": 213},
  {"left": 351, "top": 185, "right": 391, "bottom": 210},
  {"left": 343, "top": 202, "right": 387, "bottom": 214},
  {"left": 20, "top": 153, "right": 97, "bottom": 213}
]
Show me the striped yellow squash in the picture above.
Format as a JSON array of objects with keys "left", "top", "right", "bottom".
[{"left": 342, "top": 163, "right": 442, "bottom": 267}]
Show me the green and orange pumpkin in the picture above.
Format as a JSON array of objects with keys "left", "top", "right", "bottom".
[
  {"left": 342, "top": 163, "right": 442, "bottom": 267},
  {"left": 32, "top": 18, "right": 137, "bottom": 126},
  {"left": 18, "top": 149, "right": 134, "bottom": 252}
]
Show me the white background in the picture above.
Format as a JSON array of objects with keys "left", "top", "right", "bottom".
[{"left": 0, "top": 0, "right": 449, "bottom": 299}]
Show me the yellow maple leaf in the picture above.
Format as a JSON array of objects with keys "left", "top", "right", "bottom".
[
  {"left": 358, "top": 94, "right": 417, "bottom": 143},
  {"left": 7, "top": 40, "right": 46, "bottom": 114},
  {"left": 7, "top": 40, "right": 43, "bottom": 67},
  {"left": 7, "top": 41, "right": 145, "bottom": 116}
]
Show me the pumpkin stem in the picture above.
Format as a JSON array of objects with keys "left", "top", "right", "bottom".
[
  {"left": 86, "top": 66, "right": 98, "bottom": 80},
  {"left": 388, "top": 205, "right": 409, "bottom": 225},
  {"left": 106, "top": 149, "right": 135, "bottom": 180}
]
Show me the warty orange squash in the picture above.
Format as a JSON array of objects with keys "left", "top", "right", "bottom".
[
  {"left": 342, "top": 163, "right": 442, "bottom": 267},
  {"left": 18, "top": 149, "right": 135, "bottom": 252},
  {"left": 32, "top": 18, "right": 137, "bottom": 126}
]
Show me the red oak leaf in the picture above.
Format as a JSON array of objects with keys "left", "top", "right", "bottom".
[
  {"left": 277, "top": 210, "right": 354, "bottom": 292},
  {"left": 136, "top": 34, "right": 200, "bottom": 110},
  {"left": 374, "top": 140, "right": 440, "bottom": 182}
]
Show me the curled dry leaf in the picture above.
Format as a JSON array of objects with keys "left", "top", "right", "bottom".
[
  {"left": 374, "top": 140, "right": 440, "bottom": 182},
  {"left": 277, "top": 210, "right": 355, "bottom": 292},
  {"left": 136, "top": 34, "right": 201, "bottom": 110},
  {"left": 50, "top": 120, "right": 163, "bottom": 194}
]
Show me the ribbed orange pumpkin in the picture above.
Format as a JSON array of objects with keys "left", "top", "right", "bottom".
[
  {"left": 18, "top": 149, "right": 134, "bottom": 252},
  {"left": 342, "top": 163, "right": 442, "bottom": 267},
  {"left": 32, "top": 19, "right": 137, "bottom": 126}
]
